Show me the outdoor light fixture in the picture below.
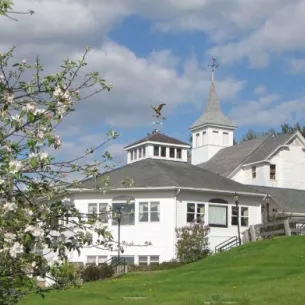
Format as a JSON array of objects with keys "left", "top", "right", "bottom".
[
  {"left": 266, "top": 194, "right": 271, "bottom": 204},
  {"left": 233, "top": 192, "right": 241, "bottom": 246},
  {"left": 233, "top": 192, "right": 239, "bottom": 202}
]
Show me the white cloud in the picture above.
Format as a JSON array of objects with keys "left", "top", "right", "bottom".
[
  {"left": 287, "top": 58, "right": 305, "bottom": 74},
  {"left": 254, "top": 85, "right": 267, "bottom": 96}
]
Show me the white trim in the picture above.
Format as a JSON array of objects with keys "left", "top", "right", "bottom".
[
  {"left": 189, "top": 124, "right": 236, "bottom": 132},
  {"left": 242, "top": 160, "right": 271, "bottom": 167},
  {"left": 67, "top": 186, "right": 265, "bottom": 198},
  {"left": 125, "top": 141, "right": 190, "bottom": 151}
]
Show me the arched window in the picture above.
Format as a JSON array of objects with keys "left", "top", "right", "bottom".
[{"left": 208, "top": 198, "right": 228, "bottom": 227}]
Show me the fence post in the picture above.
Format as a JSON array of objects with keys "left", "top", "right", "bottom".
[
  {"left": 249, "top": 225, "right": 257, "bottom": 242},
  {"left": 284, "top": 219, "right": 291, "bottom": 236},
  {"left": 243, "top": 230, "right": 249, "bottom": 244}
]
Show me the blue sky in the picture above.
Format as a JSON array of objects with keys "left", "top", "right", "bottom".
[{"left": 2, "top": 0, "right": 305, "bottom": 168}]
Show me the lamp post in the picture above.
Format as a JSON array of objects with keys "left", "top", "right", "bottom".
[
  {"left": 234, "top": 192, "right": 241, "bottom": 246},
  {"left": 266, "top": 194, "right": 271, "bottom": 223}
]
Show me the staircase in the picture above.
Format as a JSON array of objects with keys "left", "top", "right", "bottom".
[
  {"left": 104, "top": 257, "right": 127, "bottom": 274},
  {"left": 215, "top": 236, "right": 239, "bottom": 253}
]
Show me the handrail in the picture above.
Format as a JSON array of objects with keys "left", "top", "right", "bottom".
[{"left": 215, "top": 236, "right": 238, "bottom": 253}]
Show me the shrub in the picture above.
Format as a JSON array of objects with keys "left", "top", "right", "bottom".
[
  {"left": 80, "top": 264, "right": 114, "bottom": 282},
  {"left": 176, "top": 222, "right": 210, "bottom": 264},
  {"left": 128, "top": 260, "right": 184, "bottom": 272}
]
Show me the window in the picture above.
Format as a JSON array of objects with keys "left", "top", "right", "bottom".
[
  {"left": 133, "top": 150, "right": 137, "bottom": 160},
  {"left": 98, "top": 256, "right": 107, "bottom": 265},
  {"left": 270, "top": 164, "right": 276, "bottom": 180},
  {"left": 138, "top": 256, "right": 159, "bottom": 266},
  {"left": 139, "top": 256, "right": 148, "bottom": 266},
  {"left": 150, "top": 256, "right": 160, "bottom": 265},
  {"left": 142, "top": 147, "right": 146, "bottom": 157},
  {"left": 154, "top": 146, "right": 159, "bottom": 156},
  {"left": 195, "top": 133, "right": 200, "bottom": 147},
  {"left": 170, "top": 147, "right": 175, "bottom": 158},
  {"left": 177, "top": 148, "right": 182, "bottom": 159},
  {"left": 231, "top": 206, "right": 238, "bottom": 226},
  {"left": 130, "top": 151, "right": 133, "bottom": 161},
  {"left": 241, "top": 207, "right": 249, "bottom": 226},
  {"left": 139, "top": 148, "right": 142, "bottom": 158},
  {"left": 212, "top": 131, "right": 219, "bottom": 144},
  {"left": 139, "top": 202, "right": 160, "bottom": 222},
  {"left": 88, "top": 203, "right": 97, "bottom": 221},
  {"left": 112, "top": 256, "right": 134, "bottom": 265},
  {"left": 252, "top": 166, "right": 256, "bottom": 179},
  {"left": 202, "top": 131, "right": 207, "bottom": 145},
  {"left": 87, "top": 256, "right": 96, "bottom": 265},
  {"left": 208, "top": 198, "right": 228, "bottom": 227},
  {"left": 99, "top": 203, "right": 108, "bottom": 223},
  {"left": 231, "top": 207, "right": 249, "bottom": 227},
  {"left": 112, "top": 203, "right": 135, "bottom": 225},
  {"left": 161, "top": 146, "right": 166, "bottom": 157},
  {"left": 223, "top": 132, "right": 229, "bottom": 145},
  {"left": 187, "top": 203, "right": 205, "bottom": 223}
]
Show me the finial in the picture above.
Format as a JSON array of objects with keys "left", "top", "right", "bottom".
[{"left": 207, "top": 56, "right": 219, "bottom": 82}]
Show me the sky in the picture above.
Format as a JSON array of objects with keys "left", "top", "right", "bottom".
[{"left": 2, "top": 0, "right": 305, "bottom": 169}]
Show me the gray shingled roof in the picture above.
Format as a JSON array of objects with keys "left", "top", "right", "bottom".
[
  {"left": 190, "top": 82, "right": 235, "bottom": 129},
  {"left": 199, "top": 133, "right": 294, "bottom": 177},
  {"left": 125, "top": 131, "right": 190, "bottom": 149},
  {"left": 80, "top": 158, "right": 260, "bottom": 194},
  {"left": 250, "top": 185, "right": 305, "bottom": 214}
]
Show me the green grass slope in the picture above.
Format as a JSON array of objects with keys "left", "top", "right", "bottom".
[{"left": 21, "top": 236, "right": 305, "bottom": 305}]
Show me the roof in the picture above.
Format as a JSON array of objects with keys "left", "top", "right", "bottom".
[
  {"left": 199, "top": 133, "right": 294, "bottom": 177},
  {"left": 250, "top": 185, "right": 305, "bottom": 214},
  {"left": 190, "top": 82, "right": 235, "bottom": 129},
  {"left": 124, "top": 130, "right": 190, "bottom": 149},
  {"left": 79, "top": 158, "right": 261, "bottom": 195}
]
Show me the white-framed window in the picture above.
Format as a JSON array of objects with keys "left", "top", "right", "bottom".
[
  {"left": 231, "top": 206, "right": 249, "bottom": 227},
  {"left": 88, "top": 203, "right": 108, "bottom": 223},
  {"left": 169, "top": 147, "right": 175, "bottom": 158},
  {"left": 241, "top": 207, "right": 249, "bottom": 226},
  {"left": 87, "top": 255, "right": 108, "bottom": 266},
  {"left": 177, "top": 148, "right": 182, "bottom": 159},
  {"left": 142, "top": 147, "right": 146, "bottom": 157},
  {"left": 161, "top": 146, "right": 166, "bottom": 157},
  {"left": 138, "top": 255, "right": 160, "bottom": 266},
  {"left": 270, "top": 164, "right": 276, "bottom": 180},
  {"left": 153, "top": 146, "right": 159, "bottom": 157},
  {"left": 208, "top": 198, "right": 228, "bottom": 228},
  {"left": 133, "top": 150, "right": 137, "bottom": 160},
  {"left": 252, "top": 166, "right": 256, "bottom": 179},
  {"left": 195, "top": 133, "right": 200, "bottom": 147},
  {"left": 223, "top": 132, "right": 229, "bottom": 145},
  {"left": 112, "top": 202, "right": 135, "bottom": 225},
  {"left": 130, "top": 151, "right": 134, "bottom": 161},
  {"left": 86, "top": 256, "right": 96, "bottom": 265},
  {"left": 111, "top": 256, "right": 135, "bottom": 265},
  {"left": 202, "top": 131, "right": 207, "bottom": 145},
  {"left": 139, "top": 148, "right": 142, "bottom": 158},
  {"left": 186, "top": 203, "right": 205, "bottom": 223},
  {"left": 139, "top": 202, "right": 160, "bottom": 222},
  {"left": 212, "top": 131, "right": 219, "bottom": 145}
]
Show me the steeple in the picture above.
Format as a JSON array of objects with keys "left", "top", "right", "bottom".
[
  {"left": 190, "top": 82, "right": 235, "bottom": 130},
  {"left": 189, "top": 57, "right": 236, "bottom": 166}
]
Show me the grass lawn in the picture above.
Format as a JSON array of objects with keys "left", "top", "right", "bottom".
[{"left": 20, "top": 236, "right": 305, "bottom": 305}]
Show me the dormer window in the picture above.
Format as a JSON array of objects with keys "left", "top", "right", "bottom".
[
  {"left": 195, "top": 133, "right": 200, "bottom": 147},
  {"left": 177, "top": 148, "right": 182, "bottom": 159},
  {"left": 170, "top": 147, "right": 175, "bottom": 158},
  {"left": 161, "top": 146, "right": 166, "bottom": 157},
  {"left": 154, "top": 146, "right": 159, "bottom": 157},
  {"left": 130, "top": 151, "right": 134, "bottom": 161},
  {"left": 139, "top": 148, "right": 142, "bottom": 158},
  {"left": 143, "top": 147, "right": 146, "bottom": 157}
]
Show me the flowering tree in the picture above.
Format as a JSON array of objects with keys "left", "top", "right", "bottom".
[{"left": 0, "top": 1, "right": 131, "bottom": 304}]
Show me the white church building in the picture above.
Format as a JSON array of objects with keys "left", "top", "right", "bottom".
[{"left": 64, "top": 78, "right": 305, "bottom": 267}]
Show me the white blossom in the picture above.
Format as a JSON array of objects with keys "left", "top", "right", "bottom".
[
  {"left": 2, "top": 146, "right": 12, "bottom": 153},
  {"left": 4, "top": 233, "right": 15, "bottom": 244},
  {"left": 25, "top": 225, "right": 44, "bottom": 238},
  {"left": 9, "top": 160, "right": 23, "bottom": 174},
  {"left": 54, "top": 135, "right": 61, "bottom": 149},
  {"left": 10, "top": 242, "right": 22, "bottom": 258},
  {"left": 21, "top": 59, "right": 27, "bottom": 64},
  {"left": 0, "top": 178, "right": 5, "bottom": 185},
  {"left": 23, "top": 102, "right": 36, "bottom": 113},
  {"left": 36, "top": 130, "right": 44, "bottom": 141},
  {"left": 5, "top": 93, "right": 14, "bottom": 105},
  {"left": 0, "top": 73, "right": 4, "bottom": 83},
  {"left": 2, "top": 202, "right": 17, "bottom": 213},
  {"left": 11, "top": 115, "right": 22, "bottom": 125}
]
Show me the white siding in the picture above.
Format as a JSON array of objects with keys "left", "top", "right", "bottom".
[
  {"left": 70, "top": 190, "right": 176, "bottom": 264},
  {"left": 176, "top": 191, "right": 262, "bottom": 252}
]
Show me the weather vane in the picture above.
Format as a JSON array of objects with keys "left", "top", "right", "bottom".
[
  {"left": 151, "top": 103, "right": 166, "bottom": 129},
  {"left": 207, "top": 56, "right": 219, "bottom": 82}
]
